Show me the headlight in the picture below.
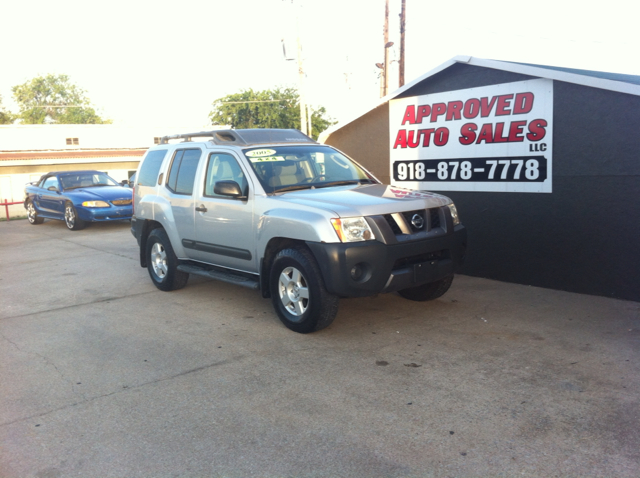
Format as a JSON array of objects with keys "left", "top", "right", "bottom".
[
  {"left": 447, "top": 203, "right": 460, "bottom": 226},
  {"left": 81, "top": 200, "right": 110, "bottom": 208},
  {"left": 331, "top": 217, "right": 375, "bottom": 242}
]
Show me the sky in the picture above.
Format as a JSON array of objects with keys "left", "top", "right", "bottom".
[{"left": 1, "top": 0, "right": 638, "bottom": 129}]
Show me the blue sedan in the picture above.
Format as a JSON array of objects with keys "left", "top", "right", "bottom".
[{"left": 24, "top": 170, "right": 133, "bottom": 231}]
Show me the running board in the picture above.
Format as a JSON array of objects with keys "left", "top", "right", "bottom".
[{"left": 177, "top": 264, "right": 260, "bottom": 290}]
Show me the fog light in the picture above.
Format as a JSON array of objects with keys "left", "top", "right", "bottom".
[{"left": 350, "top": 264, "right": 364, "bottom": 281}]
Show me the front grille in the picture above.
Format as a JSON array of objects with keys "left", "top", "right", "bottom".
[
  {"left": 401, "top": 210, "right": 426, "bottom": 233},
  {"left": 112, "top": 199, "right": 132, "bottom": 206},
  {"left": 384, "top": 214, "right": 403, "bottom": 235},
  {"left": 383, "top": 207, "right": 443, "bottom": 237},
  {"left": 430, "top": 208, "right": 441, "bottom": 228}
]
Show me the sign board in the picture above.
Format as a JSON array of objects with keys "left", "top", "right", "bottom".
[{"left": 389, "top": 79, "right": 553, "bottom": 193}]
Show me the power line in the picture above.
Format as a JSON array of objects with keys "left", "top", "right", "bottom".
[{"left": 215, "top": 99, "right": 294, "bottom": 105}]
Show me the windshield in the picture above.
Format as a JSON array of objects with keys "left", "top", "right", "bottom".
[
  {"left": 243, "top": 145, "right": 377, "bottom": 193},
  {"left": 59, "top": 172, "right": 120, "bottom": 190}
]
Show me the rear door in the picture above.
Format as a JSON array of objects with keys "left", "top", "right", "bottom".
[
  {"left": 134, "top": 149, "right": 168, "bottom": 217},
  {"left": 188, "top": 151, "right": 257, "bottom": 272},
  {"left": 163, "top": 148, "right": 202, "bottom": 248}
]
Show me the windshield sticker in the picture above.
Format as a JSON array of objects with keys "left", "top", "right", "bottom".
[
  {"left": 249, "top": 156, "right": 286, "bottom": 163},
  {"left": 246, "top": 149, "right": 277, "bottom": 158}
]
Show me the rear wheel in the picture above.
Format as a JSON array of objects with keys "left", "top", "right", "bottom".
[
  {"left": 64, "top": 202, "right": 86, "bottom": 230},
  {"left": 146, "top": 228, "right": 189, "bottom": 291},
  {"left": 270, "top": 247, "right": 339, "bottom": 333},
  {"left": 26, "top": 201, "right": 44, "bottom": 225},
  {"left": 398, "top": 275, "right": 454, "bottom": 302}
]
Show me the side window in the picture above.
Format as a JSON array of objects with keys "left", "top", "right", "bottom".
[
  {"left": 166, "top": 148, "right": 201, "bottom": 195},
  {"left": 42, "top": 177, "right": 59, "bottom": 190},
  {"left": 138, "top": 149, "right": 168, "bottom": 187},
  {"left": 204, "top": 153, "right": 248, "bottom": 198}
]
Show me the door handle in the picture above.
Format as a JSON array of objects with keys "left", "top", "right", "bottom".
[{"left": 195, "top": 205, "right": 208, "bottom": 213}]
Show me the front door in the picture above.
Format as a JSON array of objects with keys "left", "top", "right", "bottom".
[
  {"left": 38, "top": 177, "right": 64, "bottom": 216},
  {"left": 189, "top": 152, "right": 256, "bottom": 273}
]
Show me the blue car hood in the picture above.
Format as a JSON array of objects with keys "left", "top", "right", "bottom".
[{"left": 70, "top": 186, "right": 132, "bottom": 202}]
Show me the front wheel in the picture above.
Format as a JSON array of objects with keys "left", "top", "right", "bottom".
[
  {"left": 398, "top": 275, "right": 454, "bottom": 302},
  {"left": 146, "top": 228, "right": 189, "bottom": 291},
  {"left": 270, "top": 247, "right": 339, "bottom": 333},
  {"left": 26, "top": 201, "right": 44, "bottom": 225},
  {"left": 64, "top": 202, "right": 86, "bottom": 230}
]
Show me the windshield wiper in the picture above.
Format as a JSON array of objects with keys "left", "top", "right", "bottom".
[
  {"left": 315, "top": 180, "right": 372, "bottom": 189},
  {"left": 273, "top": 184, "right": 315, "bottom": 193}
]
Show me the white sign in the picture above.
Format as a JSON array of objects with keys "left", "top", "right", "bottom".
[{"left": 389, "top": 79, "right": 553, "bottom": 193}]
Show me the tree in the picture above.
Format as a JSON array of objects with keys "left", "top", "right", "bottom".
[
  {"left": 11, "top": 74, "right": 110, "bottom": 124},
  {"left": 0, "top": 95, "right": 12, "bottom": 124},
  {"left": 209, "top": 87, "right": 335, "bottom": 139}
]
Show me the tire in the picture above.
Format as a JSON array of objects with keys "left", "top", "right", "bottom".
[
  {"left": 146, "top": 228, "right": 189, "bottom": 291},
  {"left": 26, "top": 201, "right": 44, "bottom": 225},
  {"left": 64, "top": 202, "right": 86, "bottom": 231},
  {"left": 398, "top": 275, "right": 454, "bottom": 302},
  {"left": 270, "top": 247, "right": 339, "bottom": 333}
]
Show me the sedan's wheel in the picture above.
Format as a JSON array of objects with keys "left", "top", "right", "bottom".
[
  {"left": 146, "top": 228, "right": 189, "bottom": 291},
  {"left": 398, "top": 275, "right": 454, "bottom": 302},
  {"left": 64, "top": 202, "right": 86, "bottom": 231},
  {"left": 26, "top": 201, "right": 44, "bottom": 225},
  {"left": 270, "top": 247, "right": 339, "bottom": 333}
]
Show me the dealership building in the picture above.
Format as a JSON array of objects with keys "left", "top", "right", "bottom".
[{"left": 320, "top": 56, "right": 640, "bottom": 302}]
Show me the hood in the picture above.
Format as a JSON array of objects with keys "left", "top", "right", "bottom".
[
  {"left": 275, "top": 184, "right": 451, "bottom": 217},
  {"left": 72, "top": 186, "right": 132, "bottom": 202}
]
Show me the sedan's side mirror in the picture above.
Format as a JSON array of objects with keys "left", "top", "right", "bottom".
[
  {"left": 47, "top": 186, "right": 59, "bottom": 193},
  {"left": 214, "top": 180, "right": 247, "bottom": 200}
]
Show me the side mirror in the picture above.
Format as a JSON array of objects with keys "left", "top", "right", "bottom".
[
  {"left": 214, "top": 180, "right": 247, "bottom": 199},
  {"left": 120, "top": 179, "right": 129, "bottom": 186},
  {"left": 47, "top": 186, "right": 59, "bottom": 193}
]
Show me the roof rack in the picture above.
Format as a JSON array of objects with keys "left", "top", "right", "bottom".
[{"left": 159, "top": 129, "right": 317, "bottom": 146}]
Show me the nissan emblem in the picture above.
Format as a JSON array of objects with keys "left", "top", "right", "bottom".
[{"left": 411, "top": 213, "right": 424, "bottom": 229}]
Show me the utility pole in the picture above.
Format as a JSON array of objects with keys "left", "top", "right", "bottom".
[
  {"left": 282, "top": 0, "right": 308, "bottom": 135},
  {"left": 294, "top": 1, "right": 308, "bottom": 135},
  {"left": 382, "top": 0, "right": 390, "bottom": 97},
  {"left": 296, "top": 26, "right": 308, "bottom": 135},
  {"left": 399, "top": 0, "right": 406, "bottom": 87}
]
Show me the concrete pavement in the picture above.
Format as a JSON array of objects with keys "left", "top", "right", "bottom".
[{"left": 1, "top": 218, "right": 639, "bottom": 477}]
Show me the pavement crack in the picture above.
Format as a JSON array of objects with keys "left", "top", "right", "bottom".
[
  {"left": 1, "top": 332, "right": 88, "bottom": 399},
  {"left": 1, "top": 332, "right": 23, "bottom": 352},
  {"left": 0, "top": 357, "right": 238, "bottom": 428},
  {"left": 46, "top": 234, "right": 138, "bottom": 261},
  {"left": 0, "top": 289, "right": 158, "bottom": 322}
]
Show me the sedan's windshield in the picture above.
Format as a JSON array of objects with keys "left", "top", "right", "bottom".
[
  {"left": 243, "top": 146, "right": 377, "bottom": 194},
  {"left": 59, "top": 172, "right": 120, "bottom": 190}
]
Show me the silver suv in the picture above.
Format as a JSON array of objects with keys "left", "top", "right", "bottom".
[{"left": 131, "top": 129, "right": 466, "bottom": 333}]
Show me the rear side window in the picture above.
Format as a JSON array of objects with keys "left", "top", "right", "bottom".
[
  {"left": 138, "top": 149, "right": 167, "bottom": 186},
  {"left": 166, "top": 149, "right": 201, "bottom": 195}
]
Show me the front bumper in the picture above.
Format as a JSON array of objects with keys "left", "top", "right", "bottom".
[
  {"left": 77, "top": 205, "right": 133, "bottom": 222},
  {"left": 307, "top": 225, "right": 467, "bottom": 297}
]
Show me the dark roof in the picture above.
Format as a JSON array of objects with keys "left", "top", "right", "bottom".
[{"left": 503, "top": 61, "right": 640, "bottom": 86}]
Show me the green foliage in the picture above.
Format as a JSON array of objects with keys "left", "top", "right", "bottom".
[
  {"left": 11, "top": 74, "right": 110, "bottom": 124},
  {"left": 209, "top": 87, "right": 335, "bottom": 139},
  {"left": 0, "top": 95, "right": 13, "bottom": 124}
]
